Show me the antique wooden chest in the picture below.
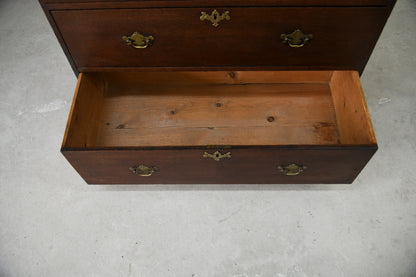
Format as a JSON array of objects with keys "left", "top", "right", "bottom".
[{"left": 40, "top": 0, "right": 396, "bottom": 184}]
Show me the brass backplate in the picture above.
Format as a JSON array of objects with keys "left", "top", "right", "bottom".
[
  {"left": 277, "top": 164, "right": 307, "bottom": 176},
  {"left": 129, "top": 165, "right": 159, "bottom": 176},
  {"left": 122, "top": 32, "right": 154, "bottom": 49},
  {"left": 281, "top": 29, "right": 313, "bottom": 48}
]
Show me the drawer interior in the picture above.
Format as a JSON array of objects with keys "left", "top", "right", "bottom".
[{"left": 62, "top": 71, "right": 376, "bottom": 148}]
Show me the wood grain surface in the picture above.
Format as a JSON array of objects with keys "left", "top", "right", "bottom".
[
  {"left": 40, "top": 0, "right": 395, "bottom": 8},
  {"left": 51, "top": 7, "right": 389, "bottom": 73},
  {"left": 62, "top": 147, "right": 377, "bottom": 184},
  {"left": 330, "top": 71, "right": 377, "bottom": 144},
  {"left": 62, "top": 70, "right": 377, "bottom": 148},
  {"left": 97, "top": 82, "right": 339, "bottom": 146}
]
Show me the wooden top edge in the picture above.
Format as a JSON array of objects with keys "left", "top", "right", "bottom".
[
  {"left": 40, "top": 0, "right": 395, "bottom": 7},
  {"left": 62, "top": 144, "right": 378, "bottom": 152}
]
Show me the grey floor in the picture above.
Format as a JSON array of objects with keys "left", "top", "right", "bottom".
[{"left": 0, "top": 0, "right": 415, "bottom": 276}]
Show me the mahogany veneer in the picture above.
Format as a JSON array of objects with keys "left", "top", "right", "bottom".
[{"left": 52, "top": 7, "right": 388, "bottom": 73}]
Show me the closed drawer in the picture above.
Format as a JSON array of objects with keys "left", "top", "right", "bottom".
[
  {"left": 63, "top": 148, "right": 376, "bottom": 184},
  {"left": 61, "top": 71, "right": 377, "bottom": 184},
  {"left": 52, "top": 7, "right": 388, "bottom": 72}
]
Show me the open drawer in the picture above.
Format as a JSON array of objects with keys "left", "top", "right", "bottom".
[{"left": 61, "top": 71, "right": 377, "bottom": 184}]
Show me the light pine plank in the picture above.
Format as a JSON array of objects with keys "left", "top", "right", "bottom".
[
  {"left": 65, "top": 71, "right": 376, "bottom": 148},
  {"left": 63, "top": 73, "right": 105, "bottom": 148},
  {"left": 330, "top": 71, "right": 377, "bottom": 145},
  {"left": 97, "top": 81, "right": 340, "bottom": 146}
]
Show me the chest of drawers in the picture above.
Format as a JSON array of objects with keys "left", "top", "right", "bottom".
[{"left": 40, "top": 0, "right": 395, "bottom": 184}]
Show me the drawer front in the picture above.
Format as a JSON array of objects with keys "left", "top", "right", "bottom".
[
  {"left": 52, "top": 7, "right": 388, "bottom": 71},
  {"left": 62, "top": 147, "right": 376, "bottom": 184}
]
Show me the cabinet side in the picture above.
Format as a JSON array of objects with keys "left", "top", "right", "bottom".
[{"left": 39, "top": 0, "right": 79, "bottom": 76}]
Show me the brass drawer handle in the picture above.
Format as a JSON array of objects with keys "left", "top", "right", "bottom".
[
  {"left": 122, "top": 32, "right": 154, "bottom": 49},
  {"left": 200, "top": 10, "right": 230, "bottom": 27},
  {"left": 203, "top": 151, "right": 231, "bottom": 161},
  {"left": 281, "top": 29, "right": 313, "bottom": 48},
  {"left": 277, "top": 164, "right": 307, "bottom": 176},
  {"left": 129, "top": 165, "right": 159, "bottom": 176}
]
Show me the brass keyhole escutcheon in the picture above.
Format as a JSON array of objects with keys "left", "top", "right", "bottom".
[
  {"left": 200, "top": 10, "right": 230, "bottom": 27},
  {"left": 277, "top": 164, "right": 307, "bottom": 176},
  {"left": 203, "top": 151, "right": 232, "bottom": 161}
]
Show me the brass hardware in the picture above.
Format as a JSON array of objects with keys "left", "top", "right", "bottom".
[
  {"left": 277, "top": 164, "right": 307, "bottom": 176},
  {"left": 129, "top": 165, "right": 159, "bottom": 176},
  {"left": 200, "top": 10, "right": 230, "bottom": 27},
  {"left": 203, "top": 151, "right": 231, "bottom": 161},
  {"left": 281, "top": 29, "right": 313, "bottom": 48},
  {"left": 122, "top": 32, "right": 154, "bottom": 49}
]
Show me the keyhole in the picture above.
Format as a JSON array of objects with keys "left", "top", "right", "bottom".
[
  {"left": 216, "top": 153, "right": 219, "bottom": 158},
  {"left": 213, "top": 14, "right": 217, "bottom": 20}
]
